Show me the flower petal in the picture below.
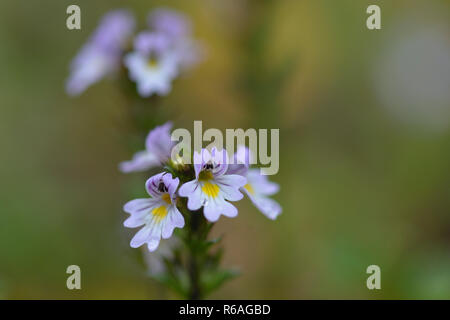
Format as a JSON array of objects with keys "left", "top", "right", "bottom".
[
  {"left": 119, "top": 150, "right": 159, "bottom": 173},
  {"left": 147, "top": 238, "right": 161, "bottom": 252},
  {"left": 217, "top": 183, "right": 244, "bottom": 201},
  {"left": 123, "top": 198, "right": 154, "bottom": 214},
  {"left": 124, "top": 210, "right": 149, "bottom": 228},
  {"left": 130, "top": 226, "right": 152, "bottom": 248},
  {"left": 246, "top": 169, "right": 279, "bottom": 196},
  {"left": 203, "top": 197, "right": 237, "bottom": 222},
  {"left": 161, "top": 206, "right": 185, "bottom": 239},
  {"left": 145, "top": 172, "right": 166, "bottom": 197},
  {"left": 178, "top": 180, "right": 198, "bottom": 197},
  {"left": 145, "top": 122, "right": 173, "bottom": 158},
  {"left": 221, "top": 200, "right": 238, "bottom": 218},
  {"left": 148, "top": 8, "right": 191, "bottom": 39},
  {"left": 162, "top": 173, "right": 179, "bottom": 200},
  {"left": 246, "top": 193, "right": 282, "bottom": 220},
  {"left": 215, "top": 174, "right": 247, "bottom": 189},
  {"left": 227, "top": 146, "right": 253, "bottom": 175},
  {"left": 193, "top": 149, "right": 210, "bottom": 178}
]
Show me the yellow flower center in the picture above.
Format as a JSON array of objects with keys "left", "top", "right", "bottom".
[
  {"left": 202, "top": 182, "right": 220, "bottom": 198},
  {"left": 161, "top": 193, "right": 171, "bottom": 204},
  {"left": 147, "top": 58, "right": 158, "bottom": 68},
  {"left": 198, "top": 170, "right": 214, "bottom": 181},
  {"left": 244, "top": 183, "right": 254, "bottom": 195},
  {"left": 152, "top": 205, "right": 168, "bottom": 222}
]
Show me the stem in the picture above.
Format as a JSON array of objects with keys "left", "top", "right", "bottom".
[{"left": 187, "top": 210, "right": 203, "bottom": 299}]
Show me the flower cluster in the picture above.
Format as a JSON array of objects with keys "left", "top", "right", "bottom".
[
  {"left": 66, "top": 8, "right": 201, "bottom": 97},
  {"left": 122, "top": 123, "right": 282, "bottom": 252}
]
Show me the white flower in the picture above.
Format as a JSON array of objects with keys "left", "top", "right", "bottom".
[
  {"left": 178, "top": 148, "right": 247, "bottom": 222},
  {"left": 124, "top": 32, "right": 179, "bottom": 97},
  {"left": 123, "top": 172, "right": 185, "bottom": 252},
  {"left": 227, "top": 147, "right": 282, "bottom": 220},
  {"left": 66, "top": 10, "right": 135, "bottom": 96}
]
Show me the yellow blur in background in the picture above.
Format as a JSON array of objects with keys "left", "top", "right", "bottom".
[{"left": 0, "top": 0, "right": 449, "bottom": 299}]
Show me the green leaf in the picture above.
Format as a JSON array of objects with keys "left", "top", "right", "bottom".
[
  {"left": 150, "top": 272, "right": 188, "bottom": 298},
  {"left": 201, "top": 268, "right": 240, "bottom": 296}
]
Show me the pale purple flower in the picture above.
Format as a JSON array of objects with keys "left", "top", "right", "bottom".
[
  {"left": 148, "top": 8, "right": 203, "bottom": 72},
  {"left": 120, "top": 122, "right": 174, "bottom": 173},
  {"left": 124, "top": 31, "right": 179, "bottom": 97},
  {"left": 148, "top": 8, "right": 191, "bottom": 39},
  {"left": 227, "top": 145, "right": 253, "bottom": 176},
  {"left": 66, "top": 9, "right": 135, "bottom": 96},
  {"left": 178, "top": 148, "right": 246, "bottom": 222},
  {"left": 89, "top": 10, "right": 136, "bottom": 51},
  {"left": 124, "top": 172, "right": 185, "bottom": 252},
  {"left": 228, "top": 147, "right": 282, "bottom": 220},
  {"left": 241, "top": 169, "right": 282, "bottom": 220}
]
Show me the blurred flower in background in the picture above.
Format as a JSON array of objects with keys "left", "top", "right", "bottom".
[
  {"left": 372, "top": 10, "right": 450, "bottom": 131},
  {"left": 66, "top": 9, "right": 135, "bottom": 95},
  {"left": 148, "top": 8, "right": 191, "bottom": 39},
  {"left": 148, "top": 9, "right": 203, "bottom": 72},
  {"left": 124, "top": 31, "right": 180, "bottom": 97},
  {"left": 66, "top": 8, "right": 202, "bottom": 98}
]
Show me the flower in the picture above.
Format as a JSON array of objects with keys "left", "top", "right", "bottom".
[
  {"left": 124, "top": 31, "right": 179, "bottom": 97},
  {"left": 148, "top": 8, "right": 203, "bottom": 72},
  {"left": 119, "top": 121, "right": 174, "bottom": 173},
  {"left": 148, "top": 8, "right": 191, "bottom": 39},
  {"left": 66, "top": 9, "right": 135, "bottom": 96},
  {"left": 241, "top": 169, "right": 282, "bottom": 220},
  {"left": 373, "top": 21, "right": 450, "bottom": 131},
  {"left": 123, "top": 172, "right": 185, "bottom": 252},
  {"left": 228, "top": 147, "right": 282, "bottom": 220},
  {"left": 178, "top": 148, "right": 247, "bottom": 222},
  {"left": 227, "top": 145, "right": 253, "bottom": 176}
]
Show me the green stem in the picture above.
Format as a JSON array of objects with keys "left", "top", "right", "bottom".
[
  {"left": 188, "top": 214, "right": 201, "bottom": 300},
  {"left": 187, "top": 210, "right": 204, "bottom": 299}
]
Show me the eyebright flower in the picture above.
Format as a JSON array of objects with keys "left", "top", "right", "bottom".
[
  {"left": 148, "top": 8, "right": 191, "bottom": 39},
  {"left": 124, "top": 31, "right": 179, "bottom": 97},
  {"left": 227, "top": 145, "right": 252, "bottom": 176},
  {"left": 228, "top": 147, "right": 282, "bottom": 220},
  {"left": 123, "top": 172, "right": 184, "bottom": 252},
  {"left": 148, "top": 8, "right": 203, "bottom": 72},
  {"left": 66, "top": 9, "right": 135, "bottom": 96},
  {"left": 119, "top": 121, "right": 174, "bottom": 173},
  {"left": 178, "top": 148, "right": 247, "bottom": 222}
]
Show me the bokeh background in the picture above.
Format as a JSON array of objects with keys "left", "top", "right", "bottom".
[{"left": 1, "top": 0, "right": 449, "bottom": 299}]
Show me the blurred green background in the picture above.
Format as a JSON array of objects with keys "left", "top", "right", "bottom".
[{"left": 0, "top": 0, "right": 449, "bottom": 299}]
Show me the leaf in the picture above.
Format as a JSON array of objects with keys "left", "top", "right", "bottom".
[
  {"left": 201, "top": 268, "right": 240, "bottom": 296},
  {"left": 196, "top": 236, "right": 222, "bottom": 254},
  {"left": 150, "top": 272, "right": 188, "bottom": 298},
  {"left": 207, "top": 247, "right": 224, "bottom": 268}
]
